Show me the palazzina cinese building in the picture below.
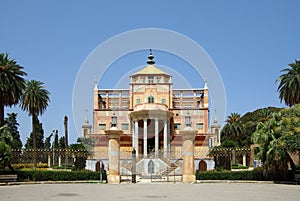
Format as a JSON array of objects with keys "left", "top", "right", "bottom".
[{"left": 83, "top": 50, "right": 221, "bottom": 175}]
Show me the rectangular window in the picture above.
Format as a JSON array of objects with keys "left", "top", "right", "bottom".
[
  {"left": 161, "top": 98, "right": 166, "bottom": 104},
  {"left": 196, "top": 123, "right": 204, "bottom": 130},
  {"left": 174, "top": 123, "right": 181, "bottom": 130},
  {"left": 99, "top": 124, "right": 106, "bottom": 130},
  {"left": 121, "top": 123, "right": 129, "bottom": 130},
  {"left": 136, "top": 98, "right": 140, "bottom": 104},
  {"left": 148, "top": 76, "right": 154, "bottom": 84}
]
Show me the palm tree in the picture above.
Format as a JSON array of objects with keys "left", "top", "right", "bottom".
[
  {"left": 276, "top": 60, "right": 300, "bottom": 107},
  {"left": 251, "top": 113, "right": 295, "bottom": 180},
  {"left": 0, "top": 53, "right": 27, "bottom": 126},
  {"left": 20, "top": 80, "right": 50, "bottom": 169},
  {"left": 221, "top": 113, "right": 245, "bottom": 145}
]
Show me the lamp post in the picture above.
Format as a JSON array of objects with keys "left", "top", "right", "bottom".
[
  {"left": 179, "top": 113, "right": 197, "bottom": 183},
  {"left": 132, "top": 148, "right": 136, "bottom": 183},
  {"left": 99, "top": 160, "right": 103, "bottom": 183},
  {"left": 105, "top": 113, "right": 122, "bottom": 184}
]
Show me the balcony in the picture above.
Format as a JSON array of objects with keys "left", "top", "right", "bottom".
[{"left": 134, "top": 103, "right": 168, "bottom": 111}]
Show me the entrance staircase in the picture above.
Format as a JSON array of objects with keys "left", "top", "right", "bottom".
[
  {"left": 121, "top": 156, "right": 181, "bottom": 178},
  {"left": 159, "top": 158, "right": 180, "bottom": 176}
]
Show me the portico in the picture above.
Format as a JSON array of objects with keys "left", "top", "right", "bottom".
[{"left": 129, "top": 103, "right": 173, "bottom": 158}]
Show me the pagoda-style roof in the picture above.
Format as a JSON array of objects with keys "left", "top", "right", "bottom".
[
  {"left": 133, "top": 65, "right": 169, "bottom": 75},
  {"left": 132, "top": 49, "right": 170, "bottom": 76}
]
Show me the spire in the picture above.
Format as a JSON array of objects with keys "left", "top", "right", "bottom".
[
  {"left": 213, "top": 110, "right": 218, "bottom": 124},
  {"left": 204, "top": 79, "right": 208, "bottom": 89},
  {"left": 84, "top": 109, "right": 89, "bottom": 124},
  {"left": 147, "top": 49, "right": 155, "bottom": 65},
  {"left": 94, "top": 79, "right": 98, "bottom": 90}
]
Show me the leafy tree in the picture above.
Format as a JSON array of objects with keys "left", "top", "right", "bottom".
[
  {"left": 276, "top": 60, "right": 300, "bottom": 107},
  {"left": 219, "top": 140, "right": 239, "bottom": 148},
  {"left": 0, "top": 126, "right": 13, "bottom": 170},
  {"left": 25, "top": 118, "right": 45, "bottom": 149},
  {"left": 77, "top": 137, "right": 94, "bottom": 151},
  {"left": 59, "top": 136, "right": 66, "bottom": 149},
  {"left": 0, "top": 141, "right": 12, "bottom": 169},
  {"left": 4, "top": 113, "right": 22, "bottom": 149},
  {"left": 251, "top": 106, "right": 300, "bottom": 180},
  {"left": 240, "top": 107, "right": 282, "bottom": 147},
  {"left": 68, "top": 139, "right": 89, "bottom": 170},
  {"left": 0, "top": 53, "right": 27, "bottom": 127},
  {"left": 279, "top": 105, "right": 300, "bottom": 154},
  {"left": 0, "top": 126, "right": 13, "bottom": 147},
  {"left": 21, "top": 80, "right": 50, "bottom": 168},
  {"left": 44, "top": 133, "right": 53, "bottom": 149},
  {"left": 221, "top": 113, "right": 246, "bottom": 147}
]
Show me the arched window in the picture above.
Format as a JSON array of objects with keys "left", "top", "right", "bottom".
[
  {"left": 148, "top": 96, "right": 154, "bottom": 103},
  {"left": 148, "top": 160, "right": 154, "bottom": 174}
]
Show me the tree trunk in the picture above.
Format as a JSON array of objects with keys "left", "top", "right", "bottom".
[
  {"left": 32, "top": 114, "right": 37, "bottom": 169},
  {"left": 64, "top": 116, "right": 68, "bottom": 147},
  {"left": 0, "top": 102, "right": 4, "bottom": 127}
]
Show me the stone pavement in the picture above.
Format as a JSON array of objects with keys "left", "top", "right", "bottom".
[{"left": 0, "top": 183, "right": 299, "bottom": 201}]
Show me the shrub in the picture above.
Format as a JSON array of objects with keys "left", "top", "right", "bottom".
[
  {"left": 215, "top": 166, "right": 224, "bottom": 172},
  {"left": 73, "top": 156, "right": 86, "bottom": 170},
  {"left": 231, "top": 165, "right": 249, "bottom": 169},
  {"left": 196, "top": 170, "right": 264, "bottom": 181},
  {"left": 15, "top": 170, "right": 107, "bottom": 181},
  {"left": 12, "top": 163, "right": 48, "bottom": 169},
  {"left": 51, "top": 165, "right": 72, "bottom": 170}
]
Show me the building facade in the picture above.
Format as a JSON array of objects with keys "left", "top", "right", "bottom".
[{"left": 83, "top": 50, "right": 221, "bottom": 174}]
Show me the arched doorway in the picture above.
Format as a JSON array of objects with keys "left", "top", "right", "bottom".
[
  {"left": 148, "top": 160, "right": 154, "bottom": 174},
  {"left": 198, "top": 160, "right": 207, "bottom": 171},
  {"left": 95, "top": 161, "right": 104, "bottom": 172}
]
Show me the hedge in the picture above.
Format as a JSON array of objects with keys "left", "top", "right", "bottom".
[
  {"left": 231, "top": 165, "right": 249, "bottom": 169},
  {"left": 196, "top": 170, "right": 264, "bottom": 181},
  {"left": 12, "top": 163, "right": 48, "bottom": 169},
  {"left": 2, "top": 170, "right": 107, "bottom": 182}
]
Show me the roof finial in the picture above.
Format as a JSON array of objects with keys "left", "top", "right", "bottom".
[
  {"left": 213, "top": 110, "right": 218, "bottom": 124},
  {"left": 204, "top": 79, "right": 208, "bottom": 89},
  {"left": 94, "top": 80, "right": 98, "bottom": 90},
  {"left": 147, "top": 49, "right": 155, "bottom": 65},
  {"left": 84, "top": 109, "right": 89, "bottom": 124}
]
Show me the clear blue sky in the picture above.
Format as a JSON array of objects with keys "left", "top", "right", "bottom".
[{"left": 1, "top": 0, "right": 299, "bottom": 145}]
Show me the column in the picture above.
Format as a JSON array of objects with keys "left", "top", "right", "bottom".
[
  {"left": 163, "top": 120, "right": 168, "bottom": 158},
  {"left": 143, "top": 119, "right": 148, "bottom": 158},
  {"left": 167, "top": 121, "right": 171, "bottom": 153},
  {"left": 48, "top": 155, "right": 51, "bottom": 167},
  {"left": 155, "top": 118, "right": 159, "bottom": 158},
  {"left": 134, "top": 120, "right": 139, "bottom": 158},
  {"left": 179, "top": 129, "right": 197, "bottom": 183},
  {"left": 243, "top": 154, "right": 247, "bottom": 166},
  {"left": 132, "top": 121, "right": 135, "bottom": 149},
  {"left": 105, "top": 129, "right": 123, "bottom": 184},
  {"left": 58, "top": 155, "right": 61, "bottom": 167}
]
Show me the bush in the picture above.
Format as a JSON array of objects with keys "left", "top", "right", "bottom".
[
  {"left": 196, "top": 170, "right": 264, "bottom": 181},
  {"left": 15, "top": 170, "right": 107, "bottom": 181},
  {"left": 215, "top": 166, "right": 224, "bottom": 172},
  {"left": 73, "top": 156, "right": 86, "bottom": 170},
  {"left": 231, "top": 165, "right": 249, "bottom": 169},
  {"left": 51, "top": 165, "right": 72, "bottom": 170},
  {"left": 12, "top": 163, "right": 48, "bottom": 169}
]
